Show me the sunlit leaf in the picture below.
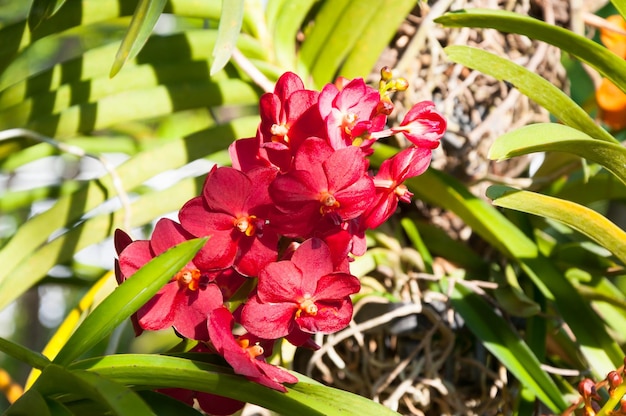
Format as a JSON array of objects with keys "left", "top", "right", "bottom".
[
  {"left": 70, "top": 354, "right": 400, "bottom": 415},
  {"left": 211, "top": 0, "right": 245, "bottom": 76},
  {"left": 33, "top": 365, "right": 155, "bottom": 416},
  {"left": 339, "top": 0, "right": 415, "bottom": 79},
  {"left": 435, "top": 9, "right": 626, "bottom": 93},
  {"left": 110, "top": 0, "right": 182, "bottom": 77},
  {"left": 489, "top": 123, "right": 626, "bottom": 185},
  {"left": 53, "top": 238, "right": 207, "bottom": 365},
  {"left": 442, "top": 46, "right": 617, "bottom": 144},
  {"left": 487, "top": 185, "right": 626, "bottom": 264}
]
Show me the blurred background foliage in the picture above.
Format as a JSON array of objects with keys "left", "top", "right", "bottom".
[{"left": 1, "top": 0, "right": 626, "bottom": 414}]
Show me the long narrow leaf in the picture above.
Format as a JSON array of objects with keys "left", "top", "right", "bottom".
[
  {"left": 70, "top": 354, "right": 400, "bottom": 415},
  {"left": 489, "top": 123, "right": 626, "bottom": 185},
  {"left": 210, "top": 0, "right": 245, "bottom": 75},
  {"left": 435, "top": 9, "right": 626, "bottom": 93},
  {"left": 0, "top": 336, "right": 51, "bottom": 369},
  {"left": 53, "top": 238, "right": 207, "bottom": 365},
  {"left": 110, "top": 0, "right": 168, "bottom": 77},
  {"left": 33, "top": 365, "right": 155, "bottom": 416},
  {"left": 441, "top": 46, "right": 617, "bottom": 144},
  {"left": 487, "top": 185, "right": 626, "bottom": 264},
  {"left": 339, "top": 0, "right": 415, "bottom": 79}
]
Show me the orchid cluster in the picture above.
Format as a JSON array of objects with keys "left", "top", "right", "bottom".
[{"left": 114, "top": 69, "right": 446, "bottom": 415}]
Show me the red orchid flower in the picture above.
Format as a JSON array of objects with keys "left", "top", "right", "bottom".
[
  {"left": 179, "top": 166, "right": 279, "bottom": 277},
  {"left": 318, "top": 77, "right": 386, "bottom": 150},
  {"left": 363, "top": 146, "right": 433, "bottom": 229},
  {"left": 240, "top": 238, "right": 361, "bottom": 340},
  {"left": 116, "top": 218, "right": 223, "bottom": 340},
  {"left": 208, "top": 306, "right": 298, "bottom": 392},
  {"left": 269, "top": 137, "right": 375, "bottom": 237},
  {"left": 231, "top": 72, "right": 325, "bottom": 172},
  {"left": 391, "top": 100, "right": 447, "bottom": 148}
]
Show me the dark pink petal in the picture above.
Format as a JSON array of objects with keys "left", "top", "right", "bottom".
[
  {"left": 274, "top": 72, "right": 305, "bottom": 101},
  {"left": 208, "top": 307, "right": 297, "bottom": 392},
  {"left": 196, "top": 391, "right": 245, "bottom": 416},
  {"left": 240, "top": 295, "right": 296, "bottom": 339},
  {"left": 292, "top": 137, "right": 333, "bottom": 178},
  {"left": 363, "top": 191, "right": 399, "bottom": 230},
  {"left": 208, "top": 308, "right": 265, "bottom": 379},
  {"left": 137, "top": 282, "right": 179, "bottom": 331},
  {"left": 385, "top": 146, "right": 432, "bottom": 182},
  {"left": 251, "top": 360, "right": 298, "bottom": 391},
  {"left": 297, "top": 298, "right": 353, "bottom": 333},
  {"left": 203, "top": 167, "right": 251, "bottom": 214},
  {"left": 270, "top": 170, "right": 321, "bottom": 212},
  {"left": 192, "top": 231, "right": 238, "bottom": 270},
  {"left": 290, "top": 238, "right": 334, "bottom": 293},
  {"left": 332, "top": 176, "right": 376, "bottom": 220},
  {"left": 149, "top": 218, "right": 193, "bottom": 256},
  {"left": 157, "top": 388, "right": 194, "bottom": 406},
  {"left": 318, "top": 83, "right": 339, "bottom": 119},
  {"left": 243, "top": 167, "right": 276, "bottom": 209},
  {"left": 396, "top": 101, "right": 446, "bottom": 147},
  {"left": 256, "top": 261, "right": 304, "bottom": 303},
  {"left": 114, "top": 229, "right": 133, "bottom": 255},
  {"left": 171, "top": 283, "right": 223, "bottom": 340},
  {"left": 234, "top": 230, "right": 279, "bottom": 277},
  {"left": 179, "top": 197, "right": 232, "bottom": 236},
  {"left": 314, "top": 273, "right": 361, "bottom": 300},
  {"left": 323, "top": 146, "right": 369, "bottom": 191},
  {"left": 118, "top": 240, "right": 153, "bottom": 277},
  {"left": 229, "top": 136, "right": 270, "bottom": 172}
]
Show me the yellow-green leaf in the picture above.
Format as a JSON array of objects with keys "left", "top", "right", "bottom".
[{"left": 487, "top": 185, "right": 626, "bottom": 265}]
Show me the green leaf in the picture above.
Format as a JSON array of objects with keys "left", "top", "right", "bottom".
[
  {"left": 211, "top": 0, "right": 245, "bottom": 76},
  {"left": 28, "top": 0, "right": 67, "bottom": 31},
  {"left": 70, "top": 354, "right": 400, "bottom": 416},
  {"left": 110, "top": 0, "right": 177, "bottom": 77},
  {"left": 435, "top": 9, "right": 626, "bottom": 94},
  {"left": 5, "top": 389, "right": 51, "bottom": 416},
  {"left": 268, "top": 0, "right": 317, "bottom": 71},
  {"left": 611, "top": 0, "right": 626, "bottom": 23},
  {"left": 444, "top": 280, "right": 567, "bottom": 412},
  {"left": 441, "top": 46, "right": 617, "bottom": 144},
  {"left": 33, "top": 365, "right": 155, "bottom": 416},
  {"left": 0, "top": 117, "right": 256, "bottom": 310},
  {"left": 300, "top": 0, "right": 383, "bottom": 86},
  {"left": 371, "top": 143, "right": 625, "bottom": 377},
  {"left": 489, "top": 123, "right": 626, "bottom": 185},
  {"left": 52, "top": 238, "right": 207, "bottom": 366},
  {"left": 487, "top": 185, "right": 626, "bottom": 265},
  {"left": 0, "top": 336, "right": 51, "bottom": 369},
  {"left": 339, "top": 0, "right": 415, "bottom": 79}
]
